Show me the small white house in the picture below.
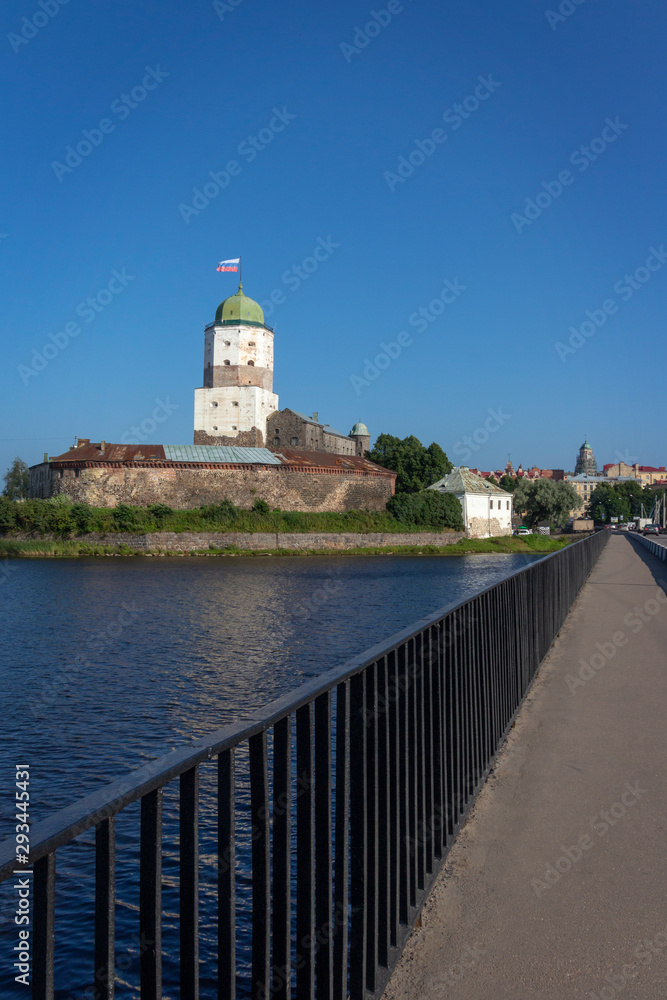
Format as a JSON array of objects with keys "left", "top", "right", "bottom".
[{"left": 428, "top": 466, "right": 513, "bottom": 538}]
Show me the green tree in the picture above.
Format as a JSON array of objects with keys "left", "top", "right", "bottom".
[
  {"left": 387, "top": 490, "right": 463, "bottom": 530},
  {"left": 368, "top": 434, "right": 453, "bottom": 494},
  {"left": 499, "top": 475, "right": 516, "bottom": 493},
  {"left": 513, "top": 479, "right": 579, "bottom": 528},
  {"left": 2, "top": 457, "right": 30, "bottom": 500},
  {"left": 486, "top": 475, "right": 499, "bottom": 487},
  {"left": 587, "top": 483, "right": 629, "bottom": 523}
]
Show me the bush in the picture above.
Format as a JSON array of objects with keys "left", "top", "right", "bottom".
[
  {"left": 0, "top": 497, "right": 18, "bottom": 533},
  {"left": 387, "top": 490, "right": 464, "bottom": 530},
  {"left": 252, "top": 498, "right": 270, "bottom": 515},
  {"left": 71, "top": 503, "right": 94, "bottom": 534},
  {"left": 112, "top": 504, "right": 142, "bottom": 532}
]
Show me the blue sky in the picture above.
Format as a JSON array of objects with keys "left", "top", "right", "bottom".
[{"left": 2, "top": 0, "right": 666, "bottom": 478}]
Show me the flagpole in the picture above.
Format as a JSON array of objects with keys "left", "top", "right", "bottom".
[{"left": 240, "top": 255, "right": 242, "bottom": 288}]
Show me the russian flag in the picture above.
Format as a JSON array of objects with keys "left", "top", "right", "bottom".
[{"left": 217, "top": 258, "right": 240, "bottom": 272}]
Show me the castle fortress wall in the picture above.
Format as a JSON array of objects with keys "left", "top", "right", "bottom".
[{"left": 32, "top": 462, "right": 395, "bottom": 512}]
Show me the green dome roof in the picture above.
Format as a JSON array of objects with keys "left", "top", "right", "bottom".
[
  {"left": 350, "top": 422, "right": 369, "bottom": 437},
  {"left": 215, "top": 284, "right": 265, "bottom": 326}
]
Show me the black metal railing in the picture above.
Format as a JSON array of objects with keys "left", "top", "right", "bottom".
[{"left": 0, "top": 530, "right": 609, "bottom": 1000}]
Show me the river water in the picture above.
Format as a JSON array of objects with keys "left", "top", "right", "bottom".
[{"left": 0, "top": 553, "right": 541, "bottom": 998}]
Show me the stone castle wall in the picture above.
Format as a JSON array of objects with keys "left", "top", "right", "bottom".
[
  {"left": 35, "top": 463, "right": 394, "bottom": 512},
  {"left": 267, "top": 410, "right": 357, "bottom": 455}
]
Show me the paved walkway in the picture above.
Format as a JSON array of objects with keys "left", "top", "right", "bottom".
[{"left": 384, "top": 535, "right": 667, "bottom": 1000}]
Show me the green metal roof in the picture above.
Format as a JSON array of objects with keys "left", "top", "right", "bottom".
[
  {"left": 429, "top": 467, "right": 512, "bottom": 496},
  {"left": 350, "top": 422, "right": 369, "bottom": 437},
  {"left": 214, "top": 284, "right": 265, "bottom": 326},
  {"left": 164, "top": 445, "right": 281, "bottom": 465}
]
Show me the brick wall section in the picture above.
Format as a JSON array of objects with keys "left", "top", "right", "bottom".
[
  {"left": 35, "top": 463, "right": 395, "bottom": 512},
  {"left": 210, "top": 365, "right": 273, "bottom": 390},
  {"left": 194, "top": 428, "right": 265, "bottom": 447},
  {"left": 43, "top": 530, "right": 466, "bottom": 551}
]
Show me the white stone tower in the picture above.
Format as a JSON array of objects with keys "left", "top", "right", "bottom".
[{"left": 194, "top": 284, "right": 279, "bottom": 447}]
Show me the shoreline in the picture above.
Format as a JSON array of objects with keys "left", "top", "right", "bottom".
[{"left": 0, "top": 535, "right": 573, "bottom": 559}]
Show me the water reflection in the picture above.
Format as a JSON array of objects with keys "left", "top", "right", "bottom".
[{"left": 0, "top": 552, "right": 541, "bottom": 998}]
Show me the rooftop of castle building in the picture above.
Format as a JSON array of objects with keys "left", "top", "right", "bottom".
[{"left": 213, "top": 284, "right": 268, "bottom": 328}]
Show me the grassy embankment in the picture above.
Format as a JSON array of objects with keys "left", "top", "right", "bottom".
[
  {"left": 0, "top": 499, "right": 446, "bottom": 536},
  {"left": 0, "top": 534, "right": 573, "bottom": 559}
]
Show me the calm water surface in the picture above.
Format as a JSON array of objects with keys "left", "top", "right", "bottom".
[{"left": 0, "top": 553, "right": 540, "bottom": 998}]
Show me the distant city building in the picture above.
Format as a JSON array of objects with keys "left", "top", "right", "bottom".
[
  {"left": 471, "top": 464, "right": 564, "bottom": 482},
  {"left": 428, "top": 466, "right": 513, "bottom": 538},
  {"left": 574, "top": 439, "right": 598, "bottom": 476},
  {"left": 603, "top": 462, "right": 667, "bottom": 485},
  {"left": 566, "top": 473, "right": 603, "bottom": 518}
]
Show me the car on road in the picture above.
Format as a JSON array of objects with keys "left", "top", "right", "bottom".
[
  {"left": 514, "top": 527, "right": 532, "bottom": 536},
  {"left": 643, "top": 524, "right": 661, "bottom": 536}
]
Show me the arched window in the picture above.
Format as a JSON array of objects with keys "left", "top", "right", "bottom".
[
  {"left": 224, "top": 360, "right": 230, "bottom": 366},
  {"left": 248, "top": 360, "right": 255, "bottom": 367}
]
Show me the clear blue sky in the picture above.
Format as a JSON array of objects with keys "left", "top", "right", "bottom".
[{"left": 2, "top": 0, "right": 666, "bottom": 478}]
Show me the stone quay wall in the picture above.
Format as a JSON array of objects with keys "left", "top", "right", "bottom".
[{"left": 58, "top": 530, "right": 467, "bottom": 552}]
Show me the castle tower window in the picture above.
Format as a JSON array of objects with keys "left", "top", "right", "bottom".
[
  {"left": 232, "top": 425, "right": 237, "bottom": 430},
  {"left": 249, "top": 341, "right": 255, "bottom": 347},
  {"left": 224, "top": 340, "right": 231, "bottom": 346},
  {"left": 274, "top": 437, "right": 280, "bottom": 446},
  {"left": 232, "top": 401, "right": 238, "bottom": 407},
  {"left": 213, "top": 426, "right": 218, "bottom": 430},
  {"left": 210, "top": 401, "right": 218, "bottom": 407},
  {"left": 224, "top": 360, "right": 230, "bottom": 365},
  {"left": 291, "top": 437, "right": 299, "bottom": 445},
  {"left": 248, "top": 360, "right": 255, "bottom": 367}
]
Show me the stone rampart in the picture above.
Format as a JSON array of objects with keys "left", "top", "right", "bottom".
[{"left": 37, "top": 463, "right": 395, "bottom": 512}]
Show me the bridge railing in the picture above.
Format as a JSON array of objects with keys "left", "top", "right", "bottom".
[{"left": 0, "top": 530, "right": 609, "bottom": 1000}]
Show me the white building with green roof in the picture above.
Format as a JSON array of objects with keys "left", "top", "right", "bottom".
[
  {"left": 194, "top": 283, "right": 371, "bottom": 457},
  {"left": 428, "top": 466, "right": 513, "bottom": 538},
  {"left": 194, "top": 283, "right": 279, "bottom": 448}
]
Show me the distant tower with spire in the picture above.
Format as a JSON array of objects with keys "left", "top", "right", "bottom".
[
  {"left": 574, "top": 438, "right": 597, "bottom": 475},
  {"left": 194, "top": 283, "right": 279, "bottom": 447}
]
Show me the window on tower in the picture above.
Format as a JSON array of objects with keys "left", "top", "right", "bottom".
[
  {"left": 224, "top": 360, "right": 230, "bottom": 365},
  {"left": 248, "top": 360, "right": 255, "bottom": 367},
  {"left": 249, "top": 341, "right": 255, "bottom": 347}
]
